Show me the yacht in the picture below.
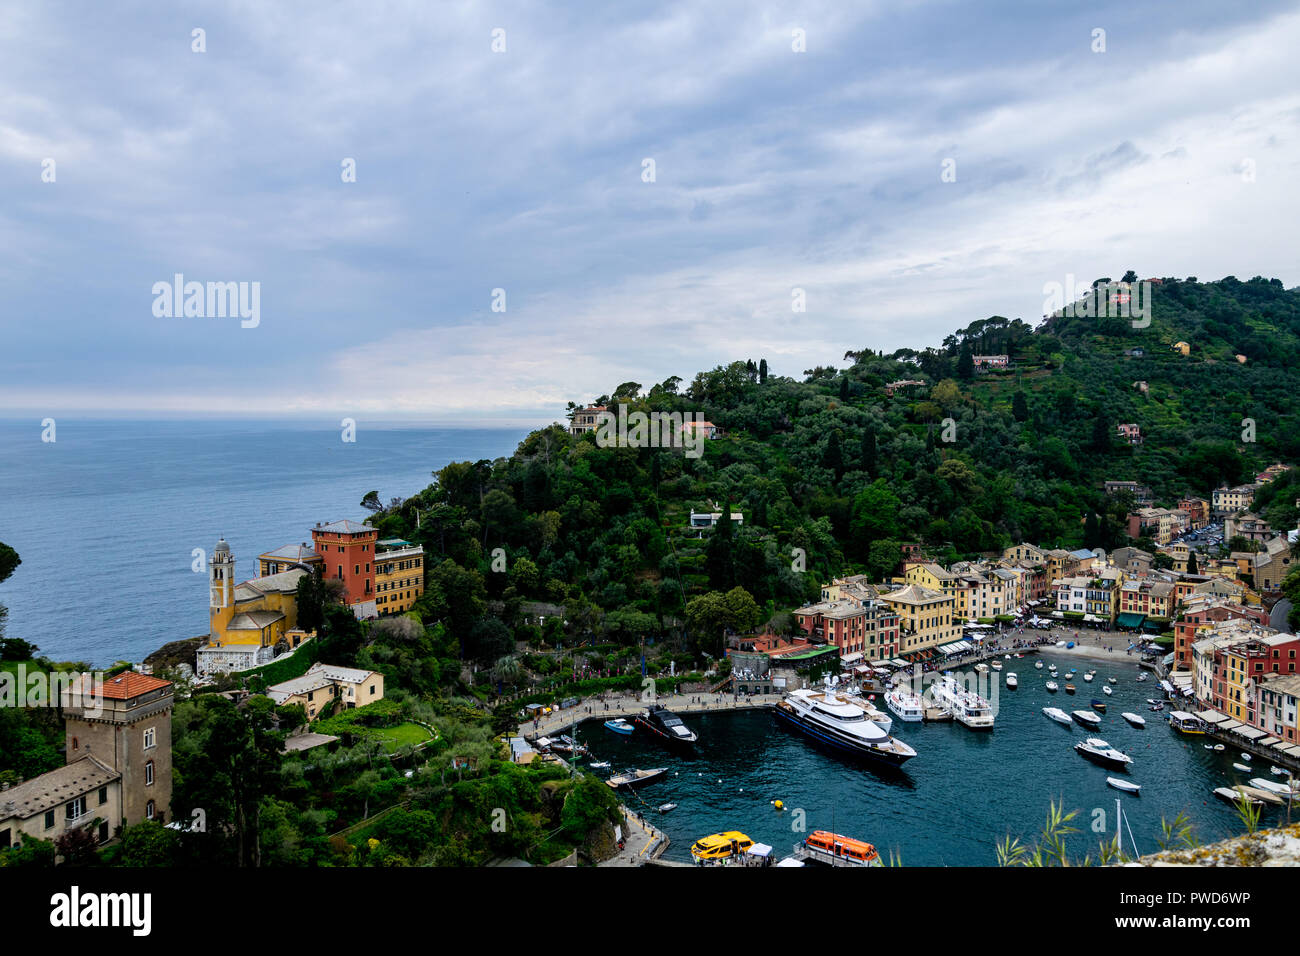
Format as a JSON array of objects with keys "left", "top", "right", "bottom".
[
  {"left": 774, "top": 689, "right": 918, "bottom": 766},
  {"left": 1121, "top": 712, "right": 1146, "bottom": 728},
  {"left": 1071, "top": 709, "right": 1102, "bottom": 728},
  {"left": 634, "top": 705, "right": 698, "bottom": 747},
  {"left": 1005, "top": 672, "right": 1017, "bottom": 688},
  {"left": 1075, "top": 738, "right": 1133, "bottom": 769},
  {"left": 927, "top": 675, "right": 995, "bottom": 729},
  {"left": 974, "top": 663, "right": 990, "bottom": 674},
  {"left": 1043, "top": 706, "right": 1072, "bottom": 726},
  {"left": 885, "top": 687, "right": 925, "bottom": 722}
]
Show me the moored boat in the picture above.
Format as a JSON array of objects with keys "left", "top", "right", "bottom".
[
  {"left": 604, "top": 718, "right": 634, "bottom": 735},
  {"left": 1065, "top": 683, "right": 1076, "bottom": 693},
  {"left": 1214, "top": 786, "right": 1264, "bottom": 808},
  {"left": 1107, "top": 776, "right": 1141, "bottom": 794},
  {"left": 1005, "top": 673, "right": 1017, "bottom": 688},
  {"left": 1248, "top": 777, "right": 1300, "bottom": 798},
  {"left": 658, "top": 802, "right": 678, "bottom": 813},
  {"left": 1121, "top": 712, "right": 1146, "bottom": 728},
  {"left": 634, "top": 704, "right": 698, "bottom": 747},
  {"left": 1102, "top": 685, "right": 1112, "bottom": 696},
  {"left": 774, "top": 689, "right": 918, "bottom": 766},
  {"left": 1090, "top": 698, "right": 1107, "bottom": 712},
  {"left": 691, "top": 830, "right": 754, "bottom": 864},
  {"left": 801, "top": 830, "right": 882, "bottom": 867},
  {"left": 885, "top": 687, "right": 925, "bottom": 722},
  {"left": 1168, "top": 711, "right": 1207, "bottom": 735},
  {"left": 1035, "top": 661, "right": 1044, "bottom": 670},
  {"left": 1043, "top": 706, "right": 1072, "bottom": 726},
  {"left": 928, "top": 675, "right": 995, "bottom": 729},
  {"left": 1045, "top": 680, "right": 1059, "bottom": 692},
  {"left": 1076, "top": 737, "right": 1132, "bottom": 769},
  {"left": 1072, "top": 709, "right": 1102, "bottom": 728},
  {"left": 606, "top": 767, "right": 668, "bottom": 789}
]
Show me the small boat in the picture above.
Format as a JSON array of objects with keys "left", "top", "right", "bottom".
[
  {"left": 1214, "top": 786, "right": 1264, "bottom": 808},
  {"left": 1035, "top": 661, "right": 1044, "bottom": 670},
  {"left": 1065, "top": 683, "right": 1076, "bottom": 693},
  {"left": 885, "top": 688, "right": 925, "bottom": 722},
  {"left": 1136, "top": 673, "right": 1148, "bottom": 682},
  {"left": 1056, "top": 640, "right": 1066, "bottom": 647},
  {"left": 1233, "top": 762, "right": 1251, "bottom": 772},
  {"left": 1048, "top": 664, "right": 1058, "bottom": 672},
  {"left": 1005, "top": 673, "right": 1017, "bottom": 688},
  {"left": 975, "top": 663, "right": 990, "bottom": 674},
  {"left": 1072, "top": 709, "right": 1102, "bottom": 728},
  {"left": 1102, "top": 685, "right": 1113, "bottom": 696},
  {"left": 990, "top": 660, "right": 1003, "bottom": 672},
  {"left": 1076, "top": 737, "right": 1132, "bottom": 768},
  {"left": 1043, "top": 707, "right": 1073, "bottom": 726},
  {"left": 606, "top": 767, "right": 668, "bottom": 789},
  {"left": 1045, "top": 681, "right": 1059, "bottom": 692},
  {"left": 1122, "top": 712, "right": 1146, "bottom": 728},
  {"left": 1107, "top": 776, "right": 1141, "bottom": 794},
  {"left": 604, "top": 718, "right": 635, "bottom": 735},
  {"left": 1090, "top": 699, "right": 1107, "bottom": 712},
  {"left": 1213, "top": 744, "right": 1225, "bottom": 751},
  {"left": 1108, "top": 677, "right": 1118, "bottom": 685},
  {"left": 1249, "top": 778, "right": 1299, "bottom": 798},
  {"left": 1240, "top": 753, "right": 1251, "bottom": 761},
  {"left": 1272, "top": 766, "right": 1290, "bottom": 777},
  {"left": 658, "top": 802, "right": 678, "bottom": 813},
  {"left": 1083, "top": 673, "right": 1094, "bottom": 683},
  {"left": 589, "top": 760, "right": 611, "bottom": 770}
]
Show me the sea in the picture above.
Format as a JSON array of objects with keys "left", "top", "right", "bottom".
[
  {"left": 0, "top": 418, "right": 528, "bottom": 666},
  {"left": 577, "top": 656, "right": 1286, "bottom": 866}
]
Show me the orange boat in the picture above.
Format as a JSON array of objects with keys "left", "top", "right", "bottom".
[{"left": 803, "top": 830, "right": 882, "bottom": 867}]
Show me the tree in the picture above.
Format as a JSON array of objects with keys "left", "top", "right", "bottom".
[
  {"left": 1186, "top": 550, "right": 1199, "bottom": 575},
  {"left": 957, "top": 343, "right": 974, "bottom": 381},
  {"left": 360, "top": 490, "right": 383, "bottom": 512},
  {"left": 860, "top": 429, "right": 877, "bottom": 478},
  {"left": 55, "top": 826, "right": 100, "bottom": 866},
  {"left": 1012, "top": 391, "right": 1029, "bottom": 423},
  {"left": 0, "top": 542, "right": 18, "bottom": 584},
  {"left": 116, "top": 820, "right": 180, "bottom": 866},
  {"left": 758, "top": 359, "right": 768, "bottom": 384}
]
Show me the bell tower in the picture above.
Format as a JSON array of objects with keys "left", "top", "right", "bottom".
[{"left": 209, "top": 538, "right": 236, "bottom": 641}]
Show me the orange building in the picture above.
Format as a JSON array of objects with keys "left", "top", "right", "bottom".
[{"left": 311, "top": 519, "right": 379, "bottom": 607}]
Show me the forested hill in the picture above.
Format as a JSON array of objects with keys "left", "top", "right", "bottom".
[{"left": 368, "top": 274, "right": 1300, "bottom": 661}]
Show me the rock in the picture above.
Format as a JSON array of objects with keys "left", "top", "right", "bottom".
[{"left": 1132, "top": 823, "right": 1300, "bottom": 866}]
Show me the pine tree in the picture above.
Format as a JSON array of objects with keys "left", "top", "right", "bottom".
[{"left": 1187, "top": 550, "right": 1199, "bottom": 575}]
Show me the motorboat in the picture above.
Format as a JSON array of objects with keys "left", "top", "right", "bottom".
[
  {"left": 1083, "top": 673, "right": 1094, "bottom": 683},
  {"left": 801, "top": 830, "right": 883, "bottom": 867},
  {"left": 1072, "top": 709, "right": 1102, "bottom": 728},
  {"left": 589, "top": 760, "right": 611, "bottom": 770},
  {"left": 1107, "top": 776, "right": 1141, "bottom": 794},
  {"left": 1005, "top": 673, "right": 1017, "bottom": 688},
  {"left": 1043, "top": 707, "right": 1072, "bottom": 726},
  {"left": 885, "top": 687, "right": 925, "bottom": 722},
  {"left": 604, "top": 718, "right": 634, "bottom": 735},
  {"left": 774, "top": 689, "right": 918, "bottom": 765},
  {"left": 657, "top": 802, "right": 678, "bottom": 813},
  {"left": 634, "top": 705, "right": 698, "bottom": 747},
  {"left": 1064, "top": 683, "right": 1077, "bottom": 694},
  {"left": 1121, "top": 712, "right": 1146, "bottom": 728},
  {"left": 1168, "top": 711, "right": 1207, "bottom": 735},
  {"left": 1249, "top": 778, "right": 1299, "bottom": 798},
  {"left": 1233, "top": 762, "right": 1251, "bottom": 772},
  {"left": 1108, "top": 677, "right": 1118, "bottom": 685},
  {"left": 1213, "top": 744, "right": 1225, "bottom": 751},
  {"left": 990, "top": 660, "right": 1003, "bottom": 672},
  {"left": 1090, "top": 699, "right": 1107, "bottom": 712},
  {"left": 1136, "top": 673, "right": 1148, "bottom": 682},
  {"left": 606, "top": 767, "right": 668, "bottom": 789},
  {"left": 975, "top": 663, "right": 990, "bottom": 674},
  {"left": 1076, "top": 738, "right": 1133, "bottom": 769},
  {"left": 1272, "top": 766, "right": 1291, "bottom": 777},
  {"left": 1102, "top": 685, "right": 1113, "bottom": 696},
  {"left": 927, "top": 675, "right": 995, "bottom": 729},
  {"left": 1045, "top": 681, "right": 1058, "bottom": 692},
  {"left": 547, "top": 734, "right": 591, "bottom": 758},
  {"left": 1035, "top": 661, "right": 1044, "bottom": 670},
  {"left": 1214, "top": 786, "right": 1264, "bottom": 808}
]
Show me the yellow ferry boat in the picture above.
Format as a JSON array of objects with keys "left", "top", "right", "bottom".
[{"left": 690, "top": 831, "right": 754, "bottom": 864}]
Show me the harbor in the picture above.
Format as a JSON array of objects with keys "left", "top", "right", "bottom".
[{"left": 539, "top": 648, "right": 1295, "bottom": 866}]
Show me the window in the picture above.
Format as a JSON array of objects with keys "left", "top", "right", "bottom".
[
  {"left": 98, "top": 786, "right": 108, "bottom": 805},
  {"left": 145, "top": 760, "right": 155, "bottom": 787},
  {"left": 66, "top": 796, "right": 85, "bottom": 821},
  {"left": 144, "top": 727, "right": 156, "bottom": 749},
  {"left": 71, "top": 737, "right": 78, "bottom": 751},
  {"left": 44, "top": 809, "right": 55, "bottom": 830},
  {"left": 145, "top": 800, "right": 155, "bottom": 820}
]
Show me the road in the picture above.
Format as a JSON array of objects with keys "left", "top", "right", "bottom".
[{"left": 1272, "top": 598, "right": 1293, "bottom": 632}]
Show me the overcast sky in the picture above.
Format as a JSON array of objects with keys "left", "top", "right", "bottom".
[{"left": 2, "top": 1, "right": 1298, "bottom": 424}]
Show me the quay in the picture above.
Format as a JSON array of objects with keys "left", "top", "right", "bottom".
[{"left": 520, "top": 690, "right": 782, "bottom": 741}]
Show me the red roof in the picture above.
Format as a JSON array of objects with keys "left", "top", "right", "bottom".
[{"left": 97, "top": 671, "right": 173, "bottom": 700}]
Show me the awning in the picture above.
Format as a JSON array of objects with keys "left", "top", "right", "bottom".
[
  {"left": 775, "top": 858, "right": 805, "bottom": 867},
  {"left": 1160, "top": 680, "right": 1176, "bottom": 694},
  {"left": 1199, "top": 710, "right": 1229, "bottom": 724},
  {"left": 1278, "top": 744, "right": 1300, "bottom": 758},
  {"left": 1116, "top": 612, "right": 1146, "bottom": 629},
  {"left": 1219, "top": 719, "right": 1244, "bottom": 731},
  {"left": 1237, "top": 727, "right": 1266, "bottom": 741},
  {"left": 840, "top": 651, "right": 863, "bottom": 663},
  {"left": 1258, "top": 736, "right": 1282, "bottom": 747},
  {"left": 746, "top": 843, "right": 773, "bottom": 858},
  {"left": 1051, "top": 611, "right": 1064, "bottom": 619}
]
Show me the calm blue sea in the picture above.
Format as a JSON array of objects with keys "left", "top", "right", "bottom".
[{"left": 0, "top": 419, "right": 528, "bottom": 666}]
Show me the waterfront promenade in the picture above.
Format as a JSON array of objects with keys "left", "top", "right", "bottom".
[{"left": 521, "top": 690, "right": 783, "bottom": 739}]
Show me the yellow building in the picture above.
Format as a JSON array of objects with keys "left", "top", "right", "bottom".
[
  {"left": 266, "top": 663, "right": 385, "bottom": 720},
  {"left": 374, "top": 538, "right": 426, "bottom": 616},
  {"left": 198, "top": 538, "right": 307, "bottom": 676},
  {"left": 882, "top": 583, "right": 960, "bottom": 656}
]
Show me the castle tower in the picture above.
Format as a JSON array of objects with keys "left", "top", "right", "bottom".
[
  {"left": 62, "top": 673, "right": 174, "bottom": 829},
  {"left": 209, "top": 537, "right": 236, "bottom": 641}
]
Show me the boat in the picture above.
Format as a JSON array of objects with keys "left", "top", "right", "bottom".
[
  {"left": 990, "top": 660, "right": 1003, "bottom": 672},
  {"left": 974, "top": 663, "right": 990, "bottom": 674},
  {"left": 1168, "top": 711, "right": 1208, "bottom": 735},
  {"left": 1107, "top": 776, "right": 1141, "bottom": 794},
  {"left": 1072, "top": 709, "right": 1102, "bottom": 728},
  {"left": 1045, "top": 681, "right": 1058, "bottom": 692},
  {"left": 1035, "top": 661, "right": 1044, "bottom": 670},
  {"left": 1043, "top": 707, "right": 1072, "bottom": 726},
  {"left": 928, "top": 675, "right": 995, "bottom": 729},
  {"left": 801, "top": 830, "right": 882, "bottom": 867},
  {"left": 1083, "top": 673, "right": 1094, "bottom": 683},
  {"left": 1108, "top": 677, "right": 1118, "bottom": 685},
  {"left": 691, "top": 831, "right": 754, "bottom": 864},
  {"left": 657, "top": 802, "right": 678, "bottom": 813},
  {"left": 1136, "top": 673, "right": 1148, "bottom": 682},
  {"left": 1067, "top": 641, "right": 1076, "bottom": 649},
  {"left": 604, "top": 718, "right": 634, "bottom": 735},
  {"left": 1214, "top": 787, "right": 1264, "bottom": 808},
  {"left": 1213, "top": 744, "right": 1225, "bottom": 751},
  {"left": 1076, "top": 737, "right": 1133, "bottom": 769},
  {"left": 1248, "top": 778, "right": 1300, "bottom": 798},
  {"left": 606, "top": 767, "right": 668, "bottom": 789},
  {"left": 1121, "top": 712, "right": 1146, "bottom": 728},
  {"left": 1232, "top": 762, "right": 1251, "bottom": 772},
  {"left": 1090, "top": 699, "right": 1107, "bottom": 712},
  {"left": 589, "top": 760, "right": 611, "bottom": 769},
  {"left": 1056, "top": 640, "right": 1066, "bottom": 647},
  {"left": 547, "top": 734, "right": 591, "bottom": 758},
  {"left": 1240, "top": 753, "right": 1251, "bottom": 761},
  {"left": 1149, "top": 702, "right": 1165, "bottom": 712},
  {"left": 774, "top": 689, "right": 918, "bottom": 765},
  {"left": 1048, "top": 664, "right": 1058, "bottom": 672},
  {"left": 1102, "top": 685, "right": 1113, "bottom": 696},
  {"left": 1005, "top": 673, "right": 1017, "bottom": 688},
  {"left": 1272, "top": 766, "right": 1290, "bottom": 777},
  {"left": 633, "top": 705, "right": 698, "bottom": 746},
  {"left": 885, "top": 688, "right": 925, "bottom": 722},
  {"left": 1064, "top": 683, "right": 1076, "bottom": 693}
]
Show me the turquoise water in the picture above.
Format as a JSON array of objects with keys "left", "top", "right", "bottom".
[
  {"left": 0, "top": 419, "right": 527, "bottom": 665},
  {"left": 576, "top": 654, "right": 1287, "bottom": 865}
]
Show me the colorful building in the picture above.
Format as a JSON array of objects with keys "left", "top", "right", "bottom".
[
  {"left": 374, "top": 538, "right": 426, "bottom": 616},
  {"left": 311, "top": 519, "right": 380, "bottom": 609}
]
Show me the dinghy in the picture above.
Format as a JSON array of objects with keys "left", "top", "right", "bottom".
[
  {"left": 1102, "top": 686, "right": 1112, "bottom": 696},
  {"left": 1233, "top": 762, "right": 1251, "bottom": 772},
  {"left": 1045, "top": 681, "right": 1058, "bottom": 692},
  {"left": 1249, "top": 778, "right": 1299, "bottom": 798},
  {"left": 658, "top": 802, "right": 678, "bottom": 813},
  {"left": 1035, "top": 661, "right": 1044, "bottom": 669},
  {"left": 1107, "top": 776, "right": 1141, "bottom": 794},
  {"left": 1272, "top": 766, "right": 1290, "bottom": 777}
]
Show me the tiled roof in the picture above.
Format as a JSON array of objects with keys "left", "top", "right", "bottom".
[
  {"left": 228, "top": 610, "right": 285, "bottom": 631},
  {"left": 313, "top": 519, "right": 376, "bottom": 535},
  {"left": 260, "top": 543, "right": 319, "bottom": 562},
  {"left": 93, "top": 671, "right": 173, "bottom": 700},
  {"left": 0, "top": 756, "right": 118, "bottom": 821}
]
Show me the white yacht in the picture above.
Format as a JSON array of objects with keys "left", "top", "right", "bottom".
[
  {"left": 1045, "top": 680, "right": 1059, "bottom": 692},
  {"left": 1071, "top": 709, "right": 1102, "bottom": 728},
  {"left": 1005, "top": 672, "right": 1017, "bottom": 688},
  {"left": 1076, "top": 738, "right": 1133, "bottom": 769},
  {"left": 774, "top": 689, "right": 917, "bottom": 766},
  {"left": 1043, "top": 706, "right": 1072, "bottom": 726},
  {"left": 885, "top": 687, "right": 925, "bottom": 722},
  {"left": 928, "top": 675, "right": 995, "bottom": 729}
]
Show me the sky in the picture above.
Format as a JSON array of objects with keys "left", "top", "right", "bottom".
[{"left": 2, "top": 0, "right": 1298, "bottom": 425}]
